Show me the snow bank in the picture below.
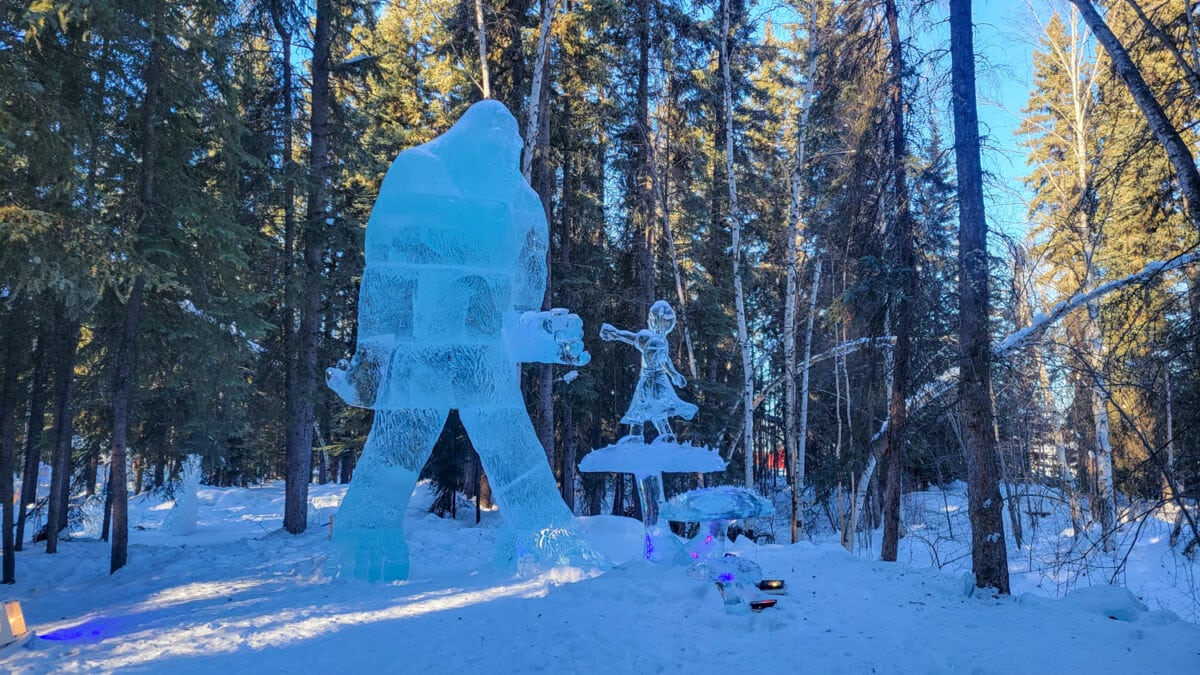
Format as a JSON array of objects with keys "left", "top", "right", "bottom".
[{"left": 2, "top": 481, "right": 1197, "bottom": 673}]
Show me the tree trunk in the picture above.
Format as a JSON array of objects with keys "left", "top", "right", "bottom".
[
  {"left": 522, "top": 0, "right": 557, "bottom": 181},
  {"left": 633, "top": 0, "right": 655, "bottom": 313},
  {"left": 1040, "top": 355, "right": 1083, "bottom": 536},
  {"left": 270, "top": 2, "right": 298, "bottom": 488},
  {"left": 474, "top": 0, "right": 491, "bottom": 98},
  {"left": 285, "top": 0, "right": 332, "bottom": 535},
  {"left": 102, "top": 466, "right": 113, "bottom": 542},
  {"left": 15, "top": 330, "right": 47, "bottom": 551},
  {"left": 785, "top": 1, "right": 818, "bottom": 543},
  {"left": 46, "top": 313, "right": 80, "bottom": 555},
  {"left": 1068, "top": 0, "right": 1200, "bottom": 229},
  {"left": 720, "top": 0, "right": 754, "bottom": 490},
  {"left": 1085, "top": 303, "right": 1117, "bottom": 550},
  {"left": 612, "top": 474, "right": 625, "bottom": 516},
  {"left": 950, "top": 0, "right": 1009, "bottom": 594},
  {"left": 111, "top": 6, "right": 165, "bottom": 572},
  {"left": 562, "top": 407, "right": 576, "bottom": 512},
  {"left": 793, "top": 257, "right": 821, "bottom": 542},
  {"left": 881, "top": 0, "right": 915, "bottom": 563},
  {"left": 1164, "top": 365, "right": 1179, "bottom": 501},
  {"left": 988, "top": 384, "right": 1024, "bottom": 551},
  {"left": 525, "top": 12, "right": 557, "bottom": 467},
  {"left": 0, "top": 304, "right": 23, "bottom": 582}
]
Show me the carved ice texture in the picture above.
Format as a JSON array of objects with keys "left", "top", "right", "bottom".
[
  {"left": 162, "top": 455, "right": 202, "bottom": 536},
  {"left": 325, "top": 100, "right": 593, "bottom": 581},
  {"left": 599, "top": 301, "right": 698, "bottom": 444}
]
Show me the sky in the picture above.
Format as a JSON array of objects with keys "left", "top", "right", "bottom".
[{"left": 972, "top": 1, "right": 1045, "bottom": 242}]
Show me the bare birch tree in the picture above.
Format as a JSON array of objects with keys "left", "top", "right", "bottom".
[
  {"left": 785, "top": 0, "right": 819, "bottom": 542},
  {"left": 475, "top": 0, "right": 491, "bottom": 99}
]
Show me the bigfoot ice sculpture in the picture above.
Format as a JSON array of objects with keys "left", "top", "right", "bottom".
[{"left": 325, "top": 100, "right": 591, "bottom": 581}]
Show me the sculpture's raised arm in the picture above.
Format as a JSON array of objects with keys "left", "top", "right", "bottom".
[{"left": 599, "top": 323, "right": 639, "bottom": 346}]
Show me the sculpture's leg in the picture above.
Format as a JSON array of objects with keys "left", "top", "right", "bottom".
[
  {"left": 618, "top": 423, "right": 644, "bottom": 445},
  {"left": 460, "top": 406, "right": 597, "bottom": 569},
  {"left": 651, "top": 417, "right": 675, "bottom": 443},
  {"left": 330, "top": 408, "right": 447, "bottom": 581}
]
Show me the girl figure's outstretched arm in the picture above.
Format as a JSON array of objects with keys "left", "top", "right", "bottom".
[{"left": 599, "top": 323, "right": 639, "bottom": 346}]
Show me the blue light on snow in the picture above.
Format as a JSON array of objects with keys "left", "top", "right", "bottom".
[{"left": 40, "top": 617, "right": 123, "bottom": 643}]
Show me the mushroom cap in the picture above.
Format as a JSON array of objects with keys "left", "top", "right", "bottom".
[{"left": 660, "top": 486, "right": 774, "bottom": 522}]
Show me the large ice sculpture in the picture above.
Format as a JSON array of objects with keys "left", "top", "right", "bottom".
[
  {"left": 600, "top": 301, "right": 698, "bottom": 444},
  {"left": 325, "top": 100, "right": 593, "bottom": 581}
]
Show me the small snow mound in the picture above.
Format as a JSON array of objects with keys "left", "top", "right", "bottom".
[
  {"left": 543, "top": 565, "right": 597, "bottom": 585},
  {"left": 576, "top": 515, "right": 644, "bottom": 565},
  {"left": 1056, "top": 585, "right": 1180, "bottom": 624}
]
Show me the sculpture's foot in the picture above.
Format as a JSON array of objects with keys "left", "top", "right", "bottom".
[
  {"left": 656, "top": 433, "right": 677, "bottom": 444},
  {"left": 496, "top": 525, "right": 610, "bottom": 575},
  {"left": 327, "top": 527, "right": 410, "bottom": 582},
  {"left": 617, "top": 434, "right": 645, "bottom": 445}
]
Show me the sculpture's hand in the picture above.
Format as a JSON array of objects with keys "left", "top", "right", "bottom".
[
  {"left": 671, "top": 372, "right": 687, "bottom": 388},
  {"left": 599, "top": 323, "right": 618, "bottom": 341},
  {"left": 504, "top": 309, "right": 592, "bottom": 366},
  {"left": 324, "top": 337, "right": 393, "bottom": 409},
  {"left": 552, "top": 311, "right": 591, "bottom": 367}
]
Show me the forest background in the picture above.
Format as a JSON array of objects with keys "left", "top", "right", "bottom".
[{"left": 2, "top": 0, "right": 1199, "bottom": 590}]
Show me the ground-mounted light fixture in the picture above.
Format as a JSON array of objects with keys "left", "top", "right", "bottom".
[
  {"left": 0, "top": 600, "right": 32, "bottom": 650},
  {"left": 757, "top": 579, "right": 787, "bottom": 594}
]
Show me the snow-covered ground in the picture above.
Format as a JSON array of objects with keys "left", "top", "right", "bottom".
[{"left": 3, "top": 481, "right": 1199, "bottom": 673}]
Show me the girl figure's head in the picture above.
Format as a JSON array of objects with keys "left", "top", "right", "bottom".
[{"left": 647, "top": 300, "right": 677, "bottom": 335}]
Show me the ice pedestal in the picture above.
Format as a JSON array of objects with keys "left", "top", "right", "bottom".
[{"left": 579, "top": 439, "right": 726, "bottom": 561}]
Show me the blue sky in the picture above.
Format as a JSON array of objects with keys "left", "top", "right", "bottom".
[
  {"left": 973, "top": 1, "right": 1042, "bottom": 241},
  {"left": 909, "top": 1, "right": 1061, "bottom": 242}
]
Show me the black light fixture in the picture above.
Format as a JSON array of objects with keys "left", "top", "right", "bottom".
[{"left": 757, "top": 579, "right": 786, "bottom": 594}]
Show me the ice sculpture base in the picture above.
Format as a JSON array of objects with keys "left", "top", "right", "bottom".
[
  {"left": 579, "top": 440, "right": 727, "bottom": 563},
  {"left": 497, "top": 525, "right": 610, "bottom": 575},
  {"left": 327, "top": 527, "right": 411, "bottom": 583}
]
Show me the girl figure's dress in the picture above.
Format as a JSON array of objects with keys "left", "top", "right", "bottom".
[{"left": 621, "top": 330, "right": 698, "bottom": 426}]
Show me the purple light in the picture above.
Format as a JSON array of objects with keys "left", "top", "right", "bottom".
[
  {"left": 644, "top": 533, "right": 654, "bottom": 559},
  {"left": 718, "top": 572, "right": 734, "bottom": 583}
]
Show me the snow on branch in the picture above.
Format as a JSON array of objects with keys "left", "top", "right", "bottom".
[
  {"left": 996, "top": 251, "right": 1198, "bottom": 355},
  {"left": 178, "top": 300, "right": 265, "bottom": 354},
  {"left": 869, "top": 367, "right": 959, "bottom": 444},
  {"left": 894, "top": 251, "right": 1198, "bottom": 421},
  {"left": 753, "top": 336, "right": 897, "bottom": 410},
  {"left": 810, "top": 336, "right": 896, "bottom": 366}
]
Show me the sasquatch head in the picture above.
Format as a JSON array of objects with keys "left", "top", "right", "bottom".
[
  {"left": 443, "top": 100, "right": 521, "bottom": 169},
  {"left": 647, "top": 300, "right": 677, "bottom": 335}
]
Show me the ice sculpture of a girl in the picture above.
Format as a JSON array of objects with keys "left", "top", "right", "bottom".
[{"left": 600, "top": 300, "right": 698, "bottom": 444}]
